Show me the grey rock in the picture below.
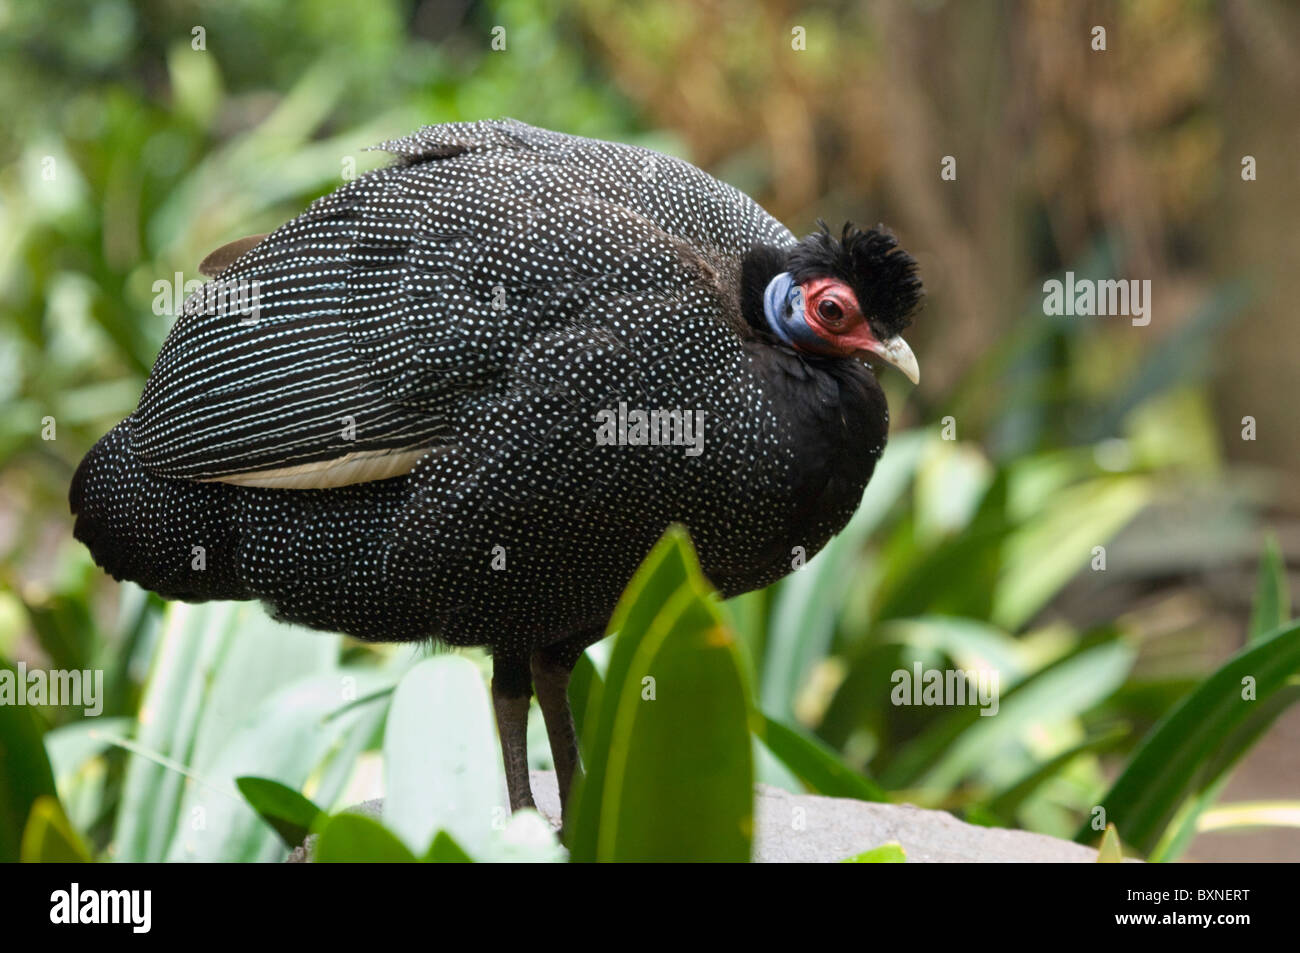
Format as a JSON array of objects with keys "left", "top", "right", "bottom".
[
  {"left": 292, "top": 771, "right": 1107, "bottom": 862},
  {"left": 286, "top": 798, "right": 384, "bottom": 863},
  {"left": 751, "top": 784, "right": 1104, "bottom": 863}
]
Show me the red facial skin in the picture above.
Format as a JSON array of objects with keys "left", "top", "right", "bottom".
[{"left": 799, "top": 277, "right": 881, "bottom": 356}]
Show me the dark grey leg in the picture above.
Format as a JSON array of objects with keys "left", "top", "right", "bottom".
[
  {"left": 531, "top": 650, "right": 580, "bottom": 814},
  {"left": 530, "top": 627, "right": 602, "bottom": 817},
  {"left": 491, "top": 654, "right": 535, "bottom": 812}
]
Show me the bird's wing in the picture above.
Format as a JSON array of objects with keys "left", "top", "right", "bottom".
[
  {"left": 129, "top": 121, "right": 791, "bottom": 487},
  {"left": 198, "top": 233, "right": 268, "bottom": 278}
]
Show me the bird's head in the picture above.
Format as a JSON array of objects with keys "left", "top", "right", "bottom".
[{"left": 753, "top": 223, "right": 922, "bottom": 384}]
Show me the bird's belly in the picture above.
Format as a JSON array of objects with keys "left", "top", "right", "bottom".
[{"left": 423, "top": 452, "right": 834, "bottom": 650}]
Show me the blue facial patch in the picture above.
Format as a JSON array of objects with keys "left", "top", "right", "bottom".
[{"left": 763, "top": 272, "right": 833, "bottom": 354}]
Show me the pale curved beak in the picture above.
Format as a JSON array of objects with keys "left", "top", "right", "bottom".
[{"left": 860, "top": 335, "right": 920, "bottom": 385}]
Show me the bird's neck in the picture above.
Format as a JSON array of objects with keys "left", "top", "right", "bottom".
[
  {"left": 753, "top": 345, "right": 888, "bottom": 523},
  {"left": 740, "top": 244, "right": 789, "bottom": 334}
]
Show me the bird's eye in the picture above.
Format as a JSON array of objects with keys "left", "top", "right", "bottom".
[{"left": 817, "top": 298, "right": 844, "bottom": 324}]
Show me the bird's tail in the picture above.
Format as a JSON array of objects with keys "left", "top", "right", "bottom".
[
  {"left": 70, "top": 417, "right": 433, "bottom": 641},
  {"left": 70, "top": 418, "right": 253, "bottom": 603}
]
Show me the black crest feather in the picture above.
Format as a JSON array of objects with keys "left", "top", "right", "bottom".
[{"left": 787, "top": 222, "right": 923, "bottom": 339}]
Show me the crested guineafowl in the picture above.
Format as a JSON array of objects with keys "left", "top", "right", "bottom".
[{"left": 70, "top": 119, "right": 923, "bottom": 817}]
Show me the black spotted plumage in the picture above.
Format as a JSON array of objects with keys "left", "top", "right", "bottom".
[{"left": 70, "top": 119, "right": 922, "bottom": 815}]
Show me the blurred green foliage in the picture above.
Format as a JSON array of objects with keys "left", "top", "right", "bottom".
[{"left": 2, "top": 0, "right": 1296, "bottom": 862}]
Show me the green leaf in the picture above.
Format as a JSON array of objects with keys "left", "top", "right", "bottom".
[
  {"left": 0, "top": 659, "right": 58, "bottom": 862},
  {"left": 758, "top": 715, "right": 886, "bottom": 802},
  {"left": 568, "top": 651, "right": 602, "bottom": 745},
  {"left": 1078, "top": 620, "right": 1300, "bottom": 855},
  {"left": 1148, "top": 682, "right": 1300, "bottom": 862},
  {"left": 43, "top": 716, "right": 132, "bottom": 835},
  {"left": 752, "top": 735, "right": 804, "bottom": 794},
  {"left": 20, "top": 796, "right": 91, "bottom": 862},
  {"left": 313, "top": 813, "right": 418, "bottom": 863},
  {"left": 113, "top": 602, "right": 342, "bottom": 862},
  {"left": 382, "top": 655, "right": 503, "bottom": 858},
  {"left": 841, "top": 841, "right": 906, "bottom": 863},
  {"left": 874, "top": 470, "right": 1012, "bottom": 622},
  {"left": 1198, "top": 800, "right": 1300, "bottom": 833},
  {"left": 424, "top": 830, "right": 475, "bottom": 863},
  {"left": 881, "top": 616, "right": 1029, "bottom": 686},
  {"left": 18, "top": 593, "right": 94, "bottom": 674},
  {"left": 163, "top": 667, "right": 392, "bottom": 862},
  {"left": 568, "top": 527, "right": 694, "bottom": 857},
  {"left": 888, "top": 630, "right": 1135, "bottom": 795},
  {"left": 1149, "top": 780, "right": 1226, "bottom": 864},
  {"left": 111, "top": 602, "right": 222, "bottom": 863},
  {"left": 983, "top": 725, "right": 1127, "bottom": 823},
  {"left": 235, "top": 777, "right": 325, "bottom": 850},
  {"left": 45, "top": 717, "right": 132, "bottom": 783},
  {"left": 570, "top": 528, "right": 754, "bottom": 862},
  {"left": 1249, "top": 534, "right": 1290, "bottom": 643},
  {"left": 993, "top": 476, "right": 1149, "bottom": 631},
  {"left": 93, "top": 661, "right": 392, "bottom": 863},
  {"left": 1096, "top": 824, "right": 1123, "bottom": 863},
  {"left": 600, "top": 595, "right": 752, "bottom": 861},
  {"left": 724, "top": 587, "right": 769, "bottom": 677}
]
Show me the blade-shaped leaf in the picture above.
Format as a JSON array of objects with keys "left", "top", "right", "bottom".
[
  {"left": 1198, "top": 800, "right": 1300, "bottom": 833},
  {"left": 758, "top": 715, "right": 886, "bottom": 802},
  {"left": 887, "top": 630, "right": 1135, "bottom": 795},
  {"left": 570, "top": 528, "right": 754, "bottom": 862},
  {"left": 425, "top": 830, "right": 474, "bottom": 863},
  {"left": 1174, "top": 551, "right": 1300, "bottom": 858},
  {"left": 114, "top": 602, "right": 340, "bottom": 862},
  {"left": 1097, "top": 824, "right": 1123, "bottom": 863},
  {"left": 841, "top": 841, "right": 906, "bottom": 863},
  {"left": 235, "top": 777, "right": 325, "bottom": 849},
  {"left": 1148, "top": 682, "right": 1300, "bottom": 862},
  {"left": 382, "top": 655, "right": 503, "bottom": 858},
  {"left": 568, "top": 651, "right": 602, "bottom": 745},
  {"left": 993, "top": 476, "right": 1149, "bottom": 631},
  {"left": 982, "top": 724, "right": 1127, "bottom": 823},
  {"left": 1249, "top": 534, "right": 1290, "bottom": 643},
  {"left": 20, "top": 795, "right": 91, "bottom": 863},
  {"left": 568, "top": 527, "right": 695, "bottom": 857},
  {"left": 0, "top": 659, "right": 58, "bottom": 862},
  {"left": 44, "top": 715, "right": 132, "bottom": 835},
  {"left": 313, "top": 813, "right": 417, "bottom": 863},
  {"left": 597, "top": 594, "right": 753, "bottom": 861},
  {"left": 162, "top": 668, "right": 392, "bottom": 862},
  {"left": 1078, "top": 620, "right": 1300, "bottom": 854}
]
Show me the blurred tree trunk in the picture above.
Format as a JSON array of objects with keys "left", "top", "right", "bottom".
[{"left": 1216, "top": 1, "right": 1300, "bottom": 485}]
